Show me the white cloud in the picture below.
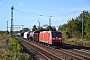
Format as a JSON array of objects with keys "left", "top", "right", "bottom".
[{"left": 0, "top": 2, "right": 2, "bottom": 5}]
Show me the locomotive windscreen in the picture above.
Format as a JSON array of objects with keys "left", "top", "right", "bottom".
[{"left": 52, "top": 32, "right": 61, "bottom": 36}]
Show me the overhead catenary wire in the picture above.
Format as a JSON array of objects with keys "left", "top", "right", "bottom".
[
  {"left": 15, "top": 9, "right": 39, "bottom": 15},
  {"left": 15, "top": 8, "right": 82, "bottom": 18},
  {"left": 14, "top": 8, "right": 81, "bottom": 20},
  {"left": 15, "top": 9, "right": 52, "bottom": 17},
  {"left": 14, "top": 9, "right": 47, "bottom": 24},
  {"left": 14, "top": 7, "right": 83, "bottom": 28},
  {"left": 15, "top": 9, "right": 37, "bottom": 18}
]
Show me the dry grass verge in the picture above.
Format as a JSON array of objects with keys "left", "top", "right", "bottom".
[
  {"left": 0, "top": 34, "right": 31, "bottom": 60},
  {"left": 63, "top": 38, "right": 90, "bottom": 47}
]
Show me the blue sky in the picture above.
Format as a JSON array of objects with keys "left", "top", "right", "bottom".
[{"left": 0, "top": 0, "right": 90, "bottom": 31}]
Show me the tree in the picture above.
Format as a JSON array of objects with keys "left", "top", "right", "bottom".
[
  {"left": 59, "top": 11, "right": 90, "bottom": 40},
  {"left": 52, "top": 26, "right": 56, "bottom": 31},
  {"left": 85, "top": 17, "right": 90, "bottom": 40},
  {"left": 37, "top": 27, "right": 43, "bottom": 31},
  {"left": 45, "top": 26, "right": 56, "bottom": 31},
  {"left": 0, "top": 31, "right": 7, "bottom": 34},
  {"left": 22, "top": 28, "right": 30, "bottom": 32},
  {"left": 36, "top": 26, "right": 56, "bottom": 31},
  {"left": 58, "top": 24, "right": 67, "bottom": 31},
  {"left": 32, "top": 25, "right": 37, "bottom": 31}
]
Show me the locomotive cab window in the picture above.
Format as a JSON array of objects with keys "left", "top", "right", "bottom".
[{"left": 52, "top": 32, "right": 61, "bottom": 36}]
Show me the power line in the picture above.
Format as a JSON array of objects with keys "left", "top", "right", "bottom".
[
  {"left": 15, "top": 9, "right": 40, "bottom": 17},
  {"left": 15, "top": 9, "right": 35, "bottom": 17},
  {"left": 14, "top": 7, "right": 84, "bottom": 29},
  {"left": 15, "top": 9, "right": 42, "bottom": 21},
  {"left": 15, "top": 8, "right": 82, "bottom": 19}
]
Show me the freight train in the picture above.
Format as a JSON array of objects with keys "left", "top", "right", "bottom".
[{"left": 17, "top": 31, "right": 62, "bottom": 46}]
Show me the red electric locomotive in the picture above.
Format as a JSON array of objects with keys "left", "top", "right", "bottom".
[{"left": 39, "top": 31, "right": 62, "bottom": 45}]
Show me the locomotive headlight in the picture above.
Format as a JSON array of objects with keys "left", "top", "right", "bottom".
[
  {"left": 52, "top": 38, "right": 55, "bottom": 40},
  {"left": 59, "top": 38, "right": 62, "bottom": 40}
]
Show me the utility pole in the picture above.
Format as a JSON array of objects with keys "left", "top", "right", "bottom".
[
  {"left": 19, "top": 27, "right": 20, "bottom": 32},
  {"left": 38, "top": 15, "right": 42, "bottom": 28},
  {"left": 11, "top": 6, "right": 14, "bottom": 37},
  {"left": 49, "top": 18, "right": 51, "bottom": 26},
  {"left": 7, "top": 21, "right": 8, "bottom": 31},
  {"left": 49, "top": 16, "right": 52, "bottom": 26},
  {"left": 22, "top": 25, "right": 24, "bottom": 30},
  {"left": 7, "top": 21, "right": 8, "bottom": 34},
  {"left": 38, "top": 21, "right": 40, "bottom": 28},
  {"left": 82, "top": 10, "right": 85, "bottom": 41}
]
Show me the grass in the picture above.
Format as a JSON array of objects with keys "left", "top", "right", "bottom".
[
  {"left": 61, "top": 31, "right": 90, "bottom": 47},
  {"left": 0, "top": 34, "right": 31, "bottom": 60},
  {"left": 63, "top": 38, "right": 90, "bottom": 47}
]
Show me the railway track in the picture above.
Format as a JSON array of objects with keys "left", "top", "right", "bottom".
[
  {"left": 16, "top": 37, "right": 90, "bottom": 60},
  {"left": 68, "top": 49, "right": 90, "bottom": 57},
  {"left": 16, "top": 37, "right": 63, "bottom": 60},
  {"left": 59, "top": 49, "right": 90, "bottom": 60},
  {"left": 73, "top": 49, "right": 90, "bottom": 54},
  {"left": 32, "top": 40, "right": 90, "bottom": 60}
]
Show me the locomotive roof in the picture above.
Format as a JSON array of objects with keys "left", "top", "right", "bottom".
[
  {"left": 40, "top": 31, "right": 49, "bottom": 33},
  {"left": 40, "top": 31, "right": 61, "bottom": 33},
  {"left": 34, "top": 30, "right": 40, "bottom": 33}
]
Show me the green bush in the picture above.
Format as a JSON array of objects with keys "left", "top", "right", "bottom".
[
  {"left": 9, "top": 38, "right": 30, "bottom": 57},
  {"left": 85, "top": 33, "right": 90, "bottom": 41},
  {"left": 65, "top": 32, "right": 72, "bottom": 39},
  {"left": 0, "top": 36, "right": 31, "bottom": 59}
]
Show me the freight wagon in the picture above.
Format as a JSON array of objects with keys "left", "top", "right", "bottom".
[
  {"left": 33, "top": 31, "right": 40, "bottom": 41},
  {"left": 24, "top": 32, "right": 30, "bottom": 39}
]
